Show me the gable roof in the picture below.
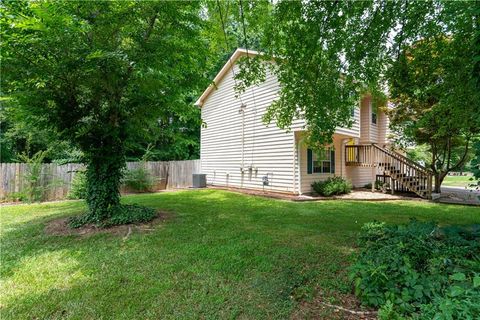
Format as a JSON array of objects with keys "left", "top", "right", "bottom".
[{"left": 195, "top": 48, "right": 260, "bottom": 107}]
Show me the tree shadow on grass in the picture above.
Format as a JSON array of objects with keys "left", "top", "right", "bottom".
[
  {"left": 1, "top": 190, "right": 478, "bottom": 319},
  {"left": 2, "top": 191, "right": 477, "bottom": 282}
]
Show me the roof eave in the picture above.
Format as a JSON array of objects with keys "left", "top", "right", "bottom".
[{"left": 195, "top": 48, "right": 260, "bottom": 107}]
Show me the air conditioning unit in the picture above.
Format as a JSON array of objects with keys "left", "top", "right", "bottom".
[{"left": 192, "top": 173, "right": 207, "bottom": 188}]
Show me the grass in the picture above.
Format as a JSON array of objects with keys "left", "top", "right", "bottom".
[
  {"left": 442, "top": 175, "right": 475, "bottom": 188},
  {"left": 1, "top": 190, "right": 479, "bottom": 319}
]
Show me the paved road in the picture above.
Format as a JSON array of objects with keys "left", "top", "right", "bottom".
[{"left": 438, "top": 186, "right": 480, "bottom": 205}]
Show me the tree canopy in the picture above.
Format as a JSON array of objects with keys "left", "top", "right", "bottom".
[
  {"left": 388, "top": 37, "right": 479, "bottom": 191},
  {"left": 236, "top": 1, "right": 479, "bottom": 149}
]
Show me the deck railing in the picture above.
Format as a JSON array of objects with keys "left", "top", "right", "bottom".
[{"left": 345, "top": 144, "right": 432, "bottom": 199}]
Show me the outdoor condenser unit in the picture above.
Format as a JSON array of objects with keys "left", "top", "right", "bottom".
[{"left": 192, "top": 173, "right": 207, "bottom": 188}]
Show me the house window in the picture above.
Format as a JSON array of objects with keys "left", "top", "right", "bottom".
[
  {"left": 371, "top": 106, "right": 377, "bottom": 124},
  {"left": 351, "top": 107, "right": 355, "bottom": 118},
  {"left": 307, "top": 148, "right": 335, "bottom": 174}
]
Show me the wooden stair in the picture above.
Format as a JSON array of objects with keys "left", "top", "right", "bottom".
[{"left": 345, "top": 144, "right": 433, "bottom": 199}]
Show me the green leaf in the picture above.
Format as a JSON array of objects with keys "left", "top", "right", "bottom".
[
  {"left": 86, "top": 50, "right": 106, "bottom": 60},
  {"left": 450, "top": 273, "right": 466, "bottom": 282},
  {"left": 473, "top": 276, "right": 480, "bottom": 288},
  {"left": 449, "top": 286, "right": 464, "bottom": 297}
]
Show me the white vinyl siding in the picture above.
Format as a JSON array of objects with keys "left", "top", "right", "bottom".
[
  {"left": 201, "top": 65, "right": 297, "bottom": 193},
  {"left": 359, "top": 96, "right": 385, "bottom": 144},
  {"left": 298, "top": 135, "right": 343, "bottom": 193},
  {"left": 346, "top": 167, "right": 373, "bottom": 188},
  {"left": 200, "top": 52, "right": 383, "bottom": 194},
  {"left": 377, "top": 111, "right": 390, "bottom": 145},
  {"left": 336, "top": 106, "right": 360, "bottom": 137}
]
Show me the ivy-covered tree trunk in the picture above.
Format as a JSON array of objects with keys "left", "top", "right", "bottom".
[
  {"left": 85, "top": 153, "right": 125, "bottom": 223},
  {"left": 3, "top": 1, "right": 215, "bottom": 226}
]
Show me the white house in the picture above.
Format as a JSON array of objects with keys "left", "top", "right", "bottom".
[{"left": 195, "top": 49, "right": 432, "bottom": 197}]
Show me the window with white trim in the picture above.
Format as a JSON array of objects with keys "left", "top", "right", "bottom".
[{"left": 307, "top": 148, "right": 335, "bottom": 174}]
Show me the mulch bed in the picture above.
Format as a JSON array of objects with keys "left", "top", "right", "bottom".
[
  {"left": 44, "top": 211, "right": 171, "bottom": 237},
  {"left": 208, "top": 185, "right": 421, "bottom": 202}
]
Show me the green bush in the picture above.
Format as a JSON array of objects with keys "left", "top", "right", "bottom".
[
  {"left": 67, "top": 170, "right": 87, "bottom": 199},
  {"left": 123, "top": 166, "right": 154, "bottom": 192},
  {"left": 349, "top": 220, "right": 480, "bottom": 318},
  {"left": 312, "top": 176, "right": 352, "bottom": 196},
  {"left": 416, "top": 273, "right": 480, "bottom": 320},
  {"left": 16, "top": 151, "right": 48, "bottom": 202},
  {"left": 69, "top": 204, "right": 157, "bottom": 228}
]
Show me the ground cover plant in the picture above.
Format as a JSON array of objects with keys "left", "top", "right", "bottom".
[
  {"left": 1, "top": 190, "right": 479, "bottom": 319},
  {"left": 350, "top": 220, "right": 480, "bottom": 319}
]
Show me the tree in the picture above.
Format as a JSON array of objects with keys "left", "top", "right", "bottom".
[
  {"left": 125, "top": 108, "right": 202, "bottom": 161},
  {"left": 1, "top": 1, "right": 209, "bottom": 224},
  {"left": 388, "top": 40, "right": 479, "bottom": 192},
  {"left": 470, "top": 3, "right": 480, "bottom": 188},
  {"left": 236, "top": 1, "right": 404, "bottom": 145},
  {"left": 471, "top": 141, "right": 480, "bottom": 189},
  {"left": 0, "top": 103, "right": 81, "bottom": 163},
  {"left": 233, "top": 1, "right": 478, "bottom": 152}
]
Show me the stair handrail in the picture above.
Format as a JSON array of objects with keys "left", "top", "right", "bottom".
[
  {"left": 345, "top": 143, "right": 433, "bottom": 198},
  {"left": 371, "top": 144, "right": 430, "bottom": 175}
]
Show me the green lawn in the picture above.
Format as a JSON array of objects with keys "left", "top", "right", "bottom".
[
  {"left": 442, "top": 175, "right": 475, "bottom": 188},
  {"left": 1, "top": 190, "right": 479, "bottom": 319}
]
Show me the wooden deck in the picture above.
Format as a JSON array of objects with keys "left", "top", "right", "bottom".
[{"left": 345, "top": 144, "right": 433, "bottom": 199}]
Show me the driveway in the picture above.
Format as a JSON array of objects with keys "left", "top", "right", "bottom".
[{"left": 437, "top": 186, "right": 480, "bottom": 205}]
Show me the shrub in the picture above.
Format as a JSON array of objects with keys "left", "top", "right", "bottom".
[
  {"left": 67, "top": 170, "right": 87, "bottom": 199},
  {"left": 123, "top": 165, "right": 154, "bottom": 192},
  {"left": 312, "top": 176, "right": 352, "bottom": 196},
  {"left": 16, "top": 151, "right": 48, "bottom": 202},
  {"left": 349, "top": 220, "right": 480, "bottom": 318},
  {"left": 364, "top": 182, "right": 373, "bottom": 189},
  {"left": 416, "top": 273, "right": 480, "bottom": 320},
  {"left": 69, "top": 204, "right": 157, "bottom": 228}
]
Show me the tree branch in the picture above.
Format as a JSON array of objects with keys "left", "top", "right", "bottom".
[
  {"left": 143, "top": 11, "right": 159, "bottom": 43},
  {"left": 448, "top": 138, "right": 470, "bottom": 172}
]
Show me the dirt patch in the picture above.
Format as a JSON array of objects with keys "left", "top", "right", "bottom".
[
  {"left": 44, "top": 211, "right": 171, "bottom": 237},
  {"left": 291, "top": 290, "right": 377, "bottom": 320}
]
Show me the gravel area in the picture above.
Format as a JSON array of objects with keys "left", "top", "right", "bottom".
[
  {"left": 436, "top": 186, "right": 480, "bottom": 206},
  {"left": 208, "top": 186, "right": 421, "bottom": 202}
]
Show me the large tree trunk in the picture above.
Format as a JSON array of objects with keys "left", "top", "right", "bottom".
[
  {"left": 433, "top": 171, "right": 447, "bottom": 193},
  {"left": 85, "top": 153, "right": 125, "bottom": 223}
]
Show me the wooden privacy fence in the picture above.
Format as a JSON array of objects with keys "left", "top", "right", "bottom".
[{"left": 0, "top": 160, "right": 201, "bottom": 201}]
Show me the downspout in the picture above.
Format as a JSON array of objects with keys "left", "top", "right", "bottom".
[
  {"left": 239, "top": 104, "right": 246, "bottom": 170},
  {"left": 297, "top": 138, "right": 302, "bottom": 195},
  {"left": 292, "top": 134, "right": 296, "bottom": 194}
]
